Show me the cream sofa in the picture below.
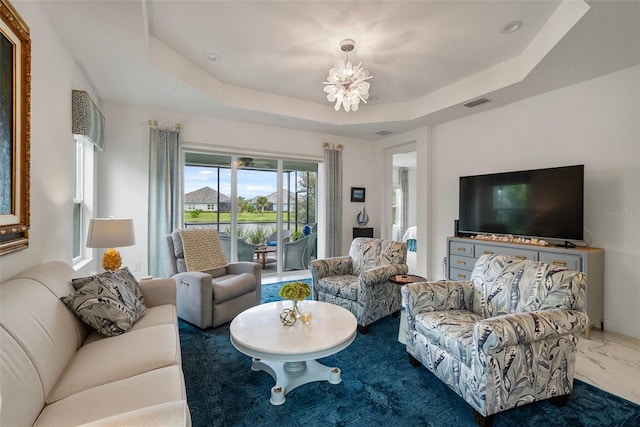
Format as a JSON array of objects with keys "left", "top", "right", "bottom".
[{"left": 0, "top": 261, "right": 191, "bottom": 426}]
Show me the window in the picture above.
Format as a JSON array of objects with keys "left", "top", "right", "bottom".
[
  {"left": 72, "top": 136, "right": 94, "bottom": 265},
  {"left": 183, "top": 152, "right": 317, "bottom": 270}
]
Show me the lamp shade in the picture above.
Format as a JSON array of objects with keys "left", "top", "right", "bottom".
[{"left": 86, "top": 218, "right": 135, "bottom": 248}]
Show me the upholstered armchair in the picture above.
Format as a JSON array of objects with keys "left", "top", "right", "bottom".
[
  {"left": 402, "top": 254, "right": 588, "bottom": 426},
  {"left": 283, "top": 232, "right": 317, "bottom": 271},
  {"left": 163, "top": 230, "right": 261, "bottom": 329},
  {"left": 309, "top": 237, "right": 408, "bottom": 333},
  {"left": 219, "top": 233, "right": 257, "bottom": 262}
]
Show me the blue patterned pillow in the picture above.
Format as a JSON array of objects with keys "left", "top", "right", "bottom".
[{"left": 63, "top": 274, "right": 136, "bottom": 336}]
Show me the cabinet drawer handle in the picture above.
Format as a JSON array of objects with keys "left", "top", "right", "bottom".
[
  {"left": 552, "top": 260, "right": 567, "bottom": 267},
  {"left": 457, "top": 260, "right": 466, "bottom": 265},
  {"left": 514, "top": 255, "right": 527, "bottom": 260},
  {"left": 457, "top": 273, "right": 466, "bottom": 279},
  {"left": 181, "top": 280, "right": 190, "bottom": 286},
  {"left": 484, "top": 251, "right": 494, "bottom": 255},
  {"left": 457, "top": 247, "right": 466, "bottom": 252}
]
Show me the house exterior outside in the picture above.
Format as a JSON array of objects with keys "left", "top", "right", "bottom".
[
  {"left": 184, "top": 187, "right": 231, "bottom": 212},
  {"left": 251, "top": 190, "right": 296, "bottom": 212}
]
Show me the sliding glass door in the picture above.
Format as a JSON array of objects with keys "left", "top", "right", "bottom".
[{"left": 183, "top": 152, "right": 317, "bottom": 273}]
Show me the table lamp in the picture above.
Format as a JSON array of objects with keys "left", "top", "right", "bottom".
[{"left": 86, "top": 217, "right": 135, "bottom": 270}]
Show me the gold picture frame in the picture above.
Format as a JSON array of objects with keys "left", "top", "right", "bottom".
[{"left": 0, "top": 0, "right": 30, "bottom": 255}]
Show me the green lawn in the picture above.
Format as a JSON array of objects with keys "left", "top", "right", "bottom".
[{"left": 185, "top": 211, "right": 285, "bottom": 223}]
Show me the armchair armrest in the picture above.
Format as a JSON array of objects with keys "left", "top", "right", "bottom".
[
  {"left": 358, "top": 264, "right": 408, "bottom": 289},
  {"left": 172, "top": 271, "right": 213, "bottom": 329},
  {"left": 402, "top": 280, "right": 473, "bottom": 317},
  {"left": 309, "top": 256, "right": 353, "bottom": 281},
  {"left": 139, "top": 278, "right": 177, "bottom": 307},
  {"left": 226, "top": 262, "right": 261, "bottom": 278},
  {"left": 474, "top": 309, "right": 589, "bottom": 354}
]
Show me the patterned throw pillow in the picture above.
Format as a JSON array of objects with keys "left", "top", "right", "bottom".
[
  {"left": 113, "top": 267, "right": 146, "bottom": 319},
  {"left": 72, "top": 270, "right": 146, "bottom": 322},
  {"left": 62, "top": 276, "right": 136, "bottom": 336}
]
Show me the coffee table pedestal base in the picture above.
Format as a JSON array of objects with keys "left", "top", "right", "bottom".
[{"left": 251, "top": 358, "right": 342, "bottom": 405}]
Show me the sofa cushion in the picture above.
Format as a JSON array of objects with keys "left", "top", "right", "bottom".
[
  {"left": 349, "top": 238, "right": 382, "bottom": 275},
  {"left": 471, "top": 255, "right": 587, "bottom": 318},
  {"left": 47, "top": 324, "right": 179, "bottom": 403},
  {"left": 211, "top": 273, "right": 258, "bottom": 304},
  {"left": 415, "top": 310, "right": 484, "bottom": 366},
  {"left": 1, "top": 276, "right": 86, "bottom": 402},
  {"left": 0, "top": 328, "right": 45, "bottom": 427},
  {"left": 316, "top": 275, "right": 359, "bottom": 301},
  {"left": 36, "top": 366, "right": 187, "bottom": 427},
  {"left": 74, "top": 401, "right": 190, "bottom": 427},
  {"left": 380, "top": 240, "right": 407, "bottom": 266},
  {"left": 63, "top": 277, "right": 137, "bottom": 337},
  {"left": 82, "top": 305, "right": 178, "bottom": 346}
]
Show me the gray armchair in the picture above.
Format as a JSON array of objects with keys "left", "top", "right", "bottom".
[
  {"left": 403, "top": 255, "right": 588, "bottom": 426},
  {"left": 309, "top": 237, "right": 408, "bottom": 333},
  {"left": 283, "top": 232, "right": 316, "bottom": 271},
  {"left": 163, "top": 230, "right": 261, "bottom": 329},
  {"left": 219, "top": 233, "right": 257, "bottom": 262}
]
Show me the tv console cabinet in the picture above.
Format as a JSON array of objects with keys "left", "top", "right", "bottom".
[{"left": 447, "top": 236, "right": 604, "bottom": 339}]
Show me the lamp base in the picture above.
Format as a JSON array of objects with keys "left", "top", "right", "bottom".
[{"left": 102, "top": 247, "right": 123, "bottom": 271}]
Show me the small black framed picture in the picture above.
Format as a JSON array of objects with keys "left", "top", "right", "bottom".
[{"left": 351, "top": 187, "right": 366, "bottom": 202}]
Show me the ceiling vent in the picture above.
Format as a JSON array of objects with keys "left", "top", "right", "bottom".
[
  {"left": 375, "top": 130, "right": 394, "bottom": 136},
  {"left": 463, "top": 98, "right": 491, "bottom": 108},
  {"left": 72, "top": 90, "right": 105, "bottom": 151}
]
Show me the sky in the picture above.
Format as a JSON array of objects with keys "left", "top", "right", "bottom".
[{"left": 184, "top": 166, "right": 295, "bottom": 199}]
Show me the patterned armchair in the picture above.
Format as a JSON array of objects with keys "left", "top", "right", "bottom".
[
  {"left": 309, "top": 237, "right": 408, "bottom": 333},
  {"left": 402, "top": 254, "right": 588, "bottom": 426}
]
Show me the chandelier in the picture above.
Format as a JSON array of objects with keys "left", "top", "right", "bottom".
[{"left": 323, "top": 39, "right": 373, "bottom": 112}]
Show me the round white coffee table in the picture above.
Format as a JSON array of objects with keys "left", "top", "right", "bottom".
[{"left": 230, "top": 300, "right": 357, "bottom": 405}]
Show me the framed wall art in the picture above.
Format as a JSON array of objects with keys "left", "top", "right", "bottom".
[
  {"left": 0, "top": 0, "right": 31, "bottom": 255},
  {"left": 351, "top": 187, "right": 365, "bottom": 203}
]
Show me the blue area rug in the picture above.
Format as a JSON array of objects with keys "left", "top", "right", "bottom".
[{"left": 179, "top": 281, "right": 640, "bottom": 426}]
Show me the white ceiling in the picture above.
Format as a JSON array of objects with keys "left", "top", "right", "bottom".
[{"left": 39, "top": 0, "right": 640, "bottom": 140}]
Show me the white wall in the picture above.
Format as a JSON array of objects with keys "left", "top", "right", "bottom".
[
  {"left": 0, "top": 2, "right": 97, "bottom": 281},
  {"left": 410, "top": 65, "right": 639, "bottom": 338},
  {"left": 99, "top": 101, "right": 377, "bottom": 277}
]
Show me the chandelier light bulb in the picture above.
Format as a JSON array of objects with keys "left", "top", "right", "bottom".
[{"left": 323, "top": 39, "right": 373, "bottom": 112}]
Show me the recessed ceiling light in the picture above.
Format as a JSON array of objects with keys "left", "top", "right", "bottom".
[
  {"left": 204, "top": 53, "right": 221, "bottom": 62},
  {"left": 502, "top": 20, "right": 523, "bottom": 34}
]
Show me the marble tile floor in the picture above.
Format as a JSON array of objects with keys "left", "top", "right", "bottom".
[
  {"left": 575, "top": 328, "right": 640, "bottom": 405},
  {"left": 262, "top": 271, "right": 640, "bottom": 406}
]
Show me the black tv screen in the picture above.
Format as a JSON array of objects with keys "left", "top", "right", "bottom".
[{"left": 458, "top": 165, "right": 584, "bottom": 241}]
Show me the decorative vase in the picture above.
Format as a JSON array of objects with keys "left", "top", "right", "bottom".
[
  {"left": 291, "top": 300, "right": 302, "bottom": 319},
  {"left": 356, "top": 205, "right": 369, "bottom": 227}
]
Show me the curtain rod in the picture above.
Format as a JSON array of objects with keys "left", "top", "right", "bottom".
[
  {"left": 322, "top": 142, "right": 343, "bottom": 150},
  {"left": 148, "top": 120, "right": 182, "bottom": 130}
]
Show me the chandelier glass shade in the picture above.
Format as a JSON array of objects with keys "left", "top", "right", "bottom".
[{"left": 323, "top": 40, "right": 373, "bottom": 112}]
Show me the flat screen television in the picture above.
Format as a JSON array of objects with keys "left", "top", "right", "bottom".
[{"left": 458, "top": 165, "right": 584, "bottom": 241}]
